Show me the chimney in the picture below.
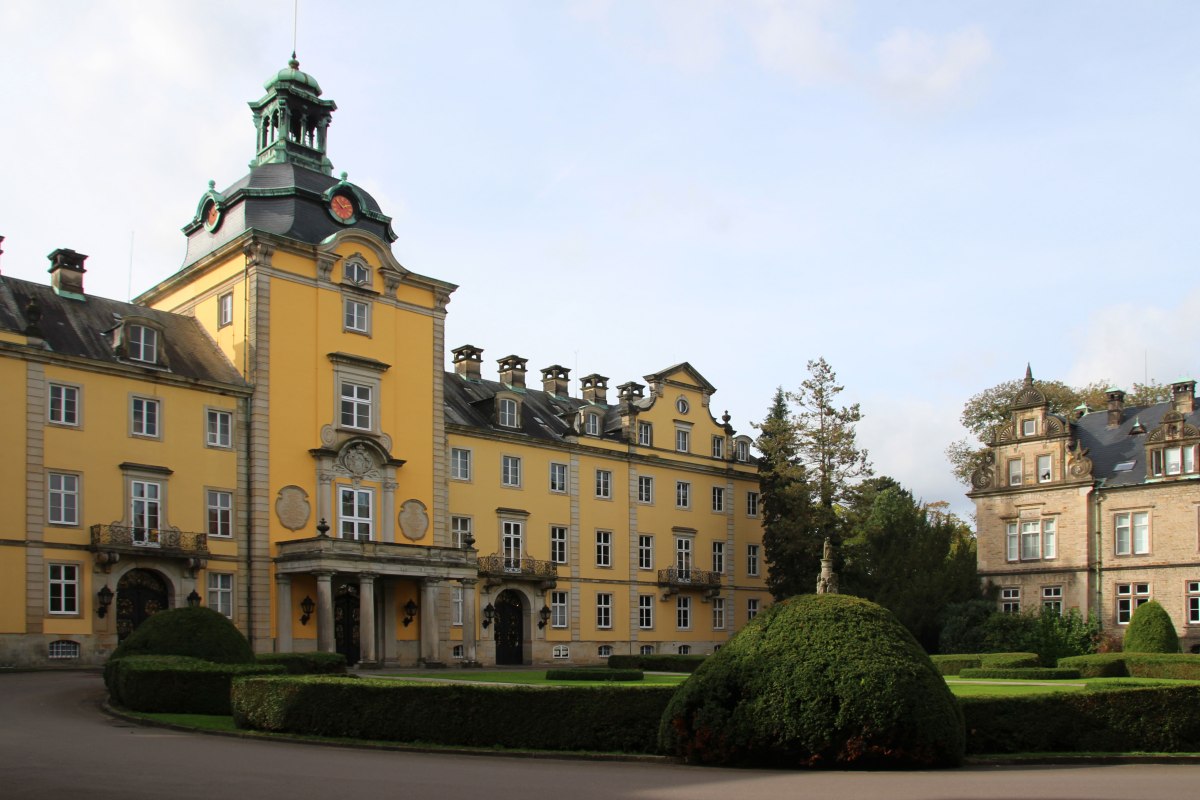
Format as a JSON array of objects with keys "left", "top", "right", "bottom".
[
  {"left": 48, "top": 248, "right": 87, "bottom": 298},
  {"left": 541, "top": 365, "right": 570, "bottom": 397},
  {"left": 452, "top": 344, "right": 483, "bottom": 381},
  {"left": 1171, "top": 380, "right": 1196, "bottom": 415},
  {"left": 617, "top": 381, "right": 645, "bottom": 404},
  {"left": 497, "top": 355, "right": 528, "bottom": 389},
  {"left": 1106, "top": 388, "right": 1125, "bottom": 428},
  {"left": 580, "top": 373, "right": 609, "bottom": 405}
]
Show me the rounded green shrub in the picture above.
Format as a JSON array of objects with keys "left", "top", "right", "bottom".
[
  {"left": 110, "top": 606, "right": 255, "bottom": 664},
  {"left": 1123, "top": 601, "right": 1180, "bottom": 654},
  {"left": 658, "top": 594, "right": 964, "bottom": 769}
]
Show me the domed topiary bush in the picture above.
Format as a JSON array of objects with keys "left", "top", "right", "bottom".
[
  {"left": 1123, "top": 601, "right": 1180, "bottom": 654},
  {"left": 658, "top": 594, "right": 964, "bottom": 769},
  {"left": 110, "top": 606, "right": 255, "bottom": 664}
]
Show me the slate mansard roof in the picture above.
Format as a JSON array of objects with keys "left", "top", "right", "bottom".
[
  {"left": 1074, "top": 401, "right": 1200, "bottom": 489},
  {"left": 0, "top": 274, "right": 247, "bottom": 389}
]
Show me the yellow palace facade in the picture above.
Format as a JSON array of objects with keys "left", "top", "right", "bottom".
[{"left": 0, "top": 60, "right": 766, "bottom": 669}]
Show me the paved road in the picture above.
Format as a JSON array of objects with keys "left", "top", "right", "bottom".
[{"left": 1, "top": 671, "right": 1196, "bottom": 800}]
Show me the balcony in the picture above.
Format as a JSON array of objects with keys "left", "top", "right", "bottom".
[
  {"left": 477, "top": 554, "right": 558, "bottom": 589},
  {"left": 90, "top": 524, "right": 209, "bottom": 570},
  {"left": 657, "top": 566, "right": 721, "bottom": 594}
]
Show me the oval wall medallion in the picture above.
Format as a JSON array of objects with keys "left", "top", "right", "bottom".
[
  {"left": 275, "top": 485, "right": 311, "bottom": 531},
  {"left": 398, "top": 499, "right": 429, "bottom": 541}
]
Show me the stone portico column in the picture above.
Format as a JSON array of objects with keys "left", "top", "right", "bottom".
[
  {"left": 419, "top": 577, "right": 442, "bottom": 665},
  {"left": 275, "top": 572, "right": 293, "bottom": 653},
  {"left": 460, "top": 578, "right": 478, "bottom": 664},
  {"left": 381, "top": 478, "right": 398, "bottom": 543},
  {"left": 315, "top": 571, "right": 335, "bottom": 654},
  {"left": 359, "top": 572, "right": 378, "bottom": 666}
]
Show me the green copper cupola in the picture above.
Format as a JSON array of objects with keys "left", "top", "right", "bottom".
[{"left": 248, "top": 54, "right": 337, "bottom": 175}]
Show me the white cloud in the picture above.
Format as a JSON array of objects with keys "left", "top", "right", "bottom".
[
  {"left": 740, "top": 0, "right": 850, "bottom": 85},
  {"left": 875, "top": 26, "right": 993, "bottom": 107}
]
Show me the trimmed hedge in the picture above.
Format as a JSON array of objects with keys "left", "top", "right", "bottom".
[
  {"left": 108, "top": 655, "right": 284, "bottom": 714},
  {"left": 545, "top": 668, "right": 643, "bottom": 682},
  {"left": 1123, "top": 601, "right": 1180, "bottom": 653},
  {"left": 659, "top": 594, "right": 964, "bottom": 769},
  {"left": 1058, "top": 652, "right": 1200, "bottom": 680},
  {"left": 255, "top": 652, "right": 347, "bottom": 675},
  {"left": 929, "top": 655, "right": 982, "bottom": 676},
  {"left": 962, "top": 685, "right": 1200, "bottom": 754},
  {"left": 979, "top": 652, "right": 1039, "bottom": 669},
  {"left": 607, "top": 654, "right": 706, "bottom": 673},
  {"left": 233, "top": 676, "right": 675, "bottom": 753},
  {"left": 958, "top": 667, "right": 1081, "bottom": 680},
  {"left": 109, "top": 607, "right": 255, "bottom": 666}
]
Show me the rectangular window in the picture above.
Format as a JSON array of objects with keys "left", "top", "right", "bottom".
[
  {"left": 451, "top": 516, "right": 472, "bottom": 548},
  {"left": 637, "top": 421, "right": 652, "bottom": 446},
  {"left": 746, "top": 491, "right": 760, "bottom": 517},
  {"left": 450, "top": 448, "right": 471, "bottom": 481},
  {"left": 585, "top": 413, "right": 600, "bottom": 436},
  {"left": 736, "top": 441, "right": 749, "bottom": 462},
  {"left": 712, "top": 597, "right": 726, "bottom": 630},
  {"left": 128, "top": 325, "right": 158, "bottom": 363},
  {"left": 1188, "top": 581, "right": 1200, "bottom": 625},
  {"left": 549, "top": 462, "right": 567, "bottom": 493},
  {"left": 48, "top": 472, "right": 79, "bottom": 526},
  {"left": 676, "top": 595, "right": 691, "bottom": 629},
  {"left": 550, "top": 526, "right": 568, "bottom": 564},
  {"left": 501, "top": 455, "right": 521, "bottom": 487},
  {"left": 551, "top": 591, "right": 568, "bottom": 628},
  {"left": 132, "top": 397, "right": 160, "bottom": 437},
  {"left": 1007, "top": 459, "right": 1022, "bottom": 486},
  {"left": 638, "top": 475, "right": 654, "bottom": 504},
  {"left": 1042, "top": 517, "right": 1056, "bottom": 559},
  {"left": 339, "top": 486, "right": 372, "bottom": 541},
  {"left": 452, "top": 587, "right": 463, "bottom": 626},
  {"left": 1001, "top": 587, "right": 1020, "bottom": 614},
  {"left": 639, "top": 594, "right": 654, "bottom": 629},
  {"left": 638, "top": 534, "right": 654, "bottom": 570},
  {"left": 131, "top": 480, "right": 161, "bottom": 544},
  {"left": 1037, "top": 454, "right": 1052, "bottom": 483},
  {"left": 1022, "top": 418, "right": 1037, "bottom": 436},
  {"left": 1006, "top": 521, "right": 1019, "bottom": 561},
  {"left": 1042, "top": 585, "right": 1062, "bottom": 614},
  {"left": 206, "top": 490, "right": 232, "bottom": 538},
  {"left": 1020, "top": 521, "right": 1040, "bottom": 561},
  {"left": 711, "top": 486, "right": 725, "bottom": 512},
  {"left": 712, "top": 541, "right": 725, "bottom": 574},
  {"left": 1185, "top": 445, "right": 1197, "bottom": 474},
  {"left": 747, "top": 544, "right": 760, "bottom": 577},
  {"left": 218, "top": 292, "right": 233, "bottom": 328},
  {"left": 1115, "top": 511, "right": 1150, "bottom": 555},
  {"left": 596, "top": 593, "right": 612, "bottom": 629},
  {"left": 48, "top": 564, "right": 79, "bottom": 615},
  {"left": 339, "top": 382, "right": 372, "bottom": 430},
  {"left": 208, "top": 573, "right": 233, "bottom": 618},
  {"left": 747, "top": 597, "right": 759, "bottom": 620},
  {"left": 498, "top": 398, "right": 518, "bottom": 428},
  {"left": 675, "top": 428, "right": 690, "bottom": 453},
  {"left": 206, "top": 409, "right": 232, "bottom": 448},
  {"left": 711, "top": 436, "right": 724, "bottom": 458},
  {"left": 502, "top": 520, "right": 523, "bottom": 569},
  {"left": 595, "top": 530, "right": 612, "bottom": 567},
  {"left": 344, "top": 298, "right": 369, "bottom": 333},
  {"left": 595, "top": 469, "right": 612, "bottom": 499},
  {"left": 1116, "top": 583, "right": 1150, "bottom": 624},
  {"left": 48, "top": 384, "right": 79, "bottom": 426},
  {"left": 675, "top": 537, "right": 692, "bottom": 575},
  {"left": 676, "top": 481, "right": 691, "bottom": 509}
]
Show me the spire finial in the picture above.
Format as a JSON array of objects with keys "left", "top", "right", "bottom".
[
  {"left": 288, "top": 52, "right": 300, "bottom": 70},
  {"left": 1024, "top": 363, "right": 1033, "bottom": 386}
]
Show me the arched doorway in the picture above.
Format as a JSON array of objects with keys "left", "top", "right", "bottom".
[
  {"left": 116, "top": 569, "right": 169, "bottom": 641},
  {"left": 494, "top": 589, "right": 525, "bottom": 665},
  {"left": 334, "top": 584, "right": 360, "bottom": 666}
]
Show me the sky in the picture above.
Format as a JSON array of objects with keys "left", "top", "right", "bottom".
[{"left": 2, "top": 1, "right": 1199, "bottom": 522}]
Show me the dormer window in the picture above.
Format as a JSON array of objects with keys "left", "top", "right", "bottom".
[
  {"left": 498, "top": 397, "right": 519, "bottom": 428},
  {"left": 736, "top": 440, "right": 749, "bottom": 462},
  {"left": 1150, "top": 445, "right": 1198, "bottom": 477},
  {"left": 128, "top": 325, "right": 158, "bottom": 364},
  {"left": 344, "top": 258, "right": 370, "bottom": 286},
  {"left": 1021, "top": 419, "right": 1036, "bottom": 436},
  {"left": 585, "top": 413, "right": 600, "bottom": 436}
]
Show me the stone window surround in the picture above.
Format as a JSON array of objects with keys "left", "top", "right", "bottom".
[
  {"left": 47, "top": 382, "right": 82, "bottom": 428},
  {"left": 328, "top": 352, "right": 390, "bottom": 437}
]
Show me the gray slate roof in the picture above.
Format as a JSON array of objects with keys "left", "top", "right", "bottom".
[
  {"left": 1074, "top": 402, "right": 1199, "bottom": 488},
  {"left": 0, "top": 275, "right": 247, "bottom": 388},
  {"left": 443, "top": 373, "right": 625, "bottom": 442}
]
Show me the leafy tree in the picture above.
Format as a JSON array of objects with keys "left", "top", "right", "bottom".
[
  {"left": 937, "top": 603, "right": 1100, "bottom": 664},
  {"left": 790, "top": 357, "right": 872, "bottom": 518},
  {"left": 756, "top": 388, "right": 816, "bottom": 600}
]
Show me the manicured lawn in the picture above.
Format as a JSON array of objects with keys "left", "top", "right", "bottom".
[
  {"left": 946, "top": 676, "right": 1199, "bottom": 697},
  {"left": 378, "top": 670, "right": 688, "bottom": 687}
]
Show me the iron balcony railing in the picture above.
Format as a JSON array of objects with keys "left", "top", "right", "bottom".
[
  {"left": 477, "top": 554, "right": 558, "bottom": 582},
  {"left": 657, "top": 566, "right": 722, "bottom": 590},
  {"left": 90, "top": 524, "right": 210, "bottom": 558}
]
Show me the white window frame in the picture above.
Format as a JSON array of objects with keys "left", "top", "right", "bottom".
[
  {"left": 339, "top": 381, "right": 372, "bottom": 430},
  {"left": 747, "top": 598, "right": 759, "bottom": 620},
  {"left": 131, "top": 480, "right": 162, "bottom": 544},
  {"left": 452, "top": 586, "right": 464, "bottom": 626},
  {"left": 502, "top": 520, "right": 523, "bottom": 569},
  {"left": 501, "top": 455, "right": 522, "bottom": 488},
  {"left": 206, "top": 409, "right": 232, "bottom": 448},
  {"left": 638, "top": 594, "right": 654, "bottom": 629},
  {"left": 596, "top": 593, "right": 612, "bottom": 629},
  {"left": 585, "top": 413, "right": 600, "bottom": 436},
  {"left": 675, "top": 536, "right": 692, "bottom": 575},
  {"left": 131, "top": 396, "right": 161, "bottom": 438},
  {"left": 48, "top": 640, "right": 80, "bottom": 660},
  {"left": 450, "top": 448, "right": 472, "bottom": 481},
  {"left": 638, "top": 534, "right": 654, "bottom": 570},
  {"left": 1042, "top": 585, "right": 1062, "bottom": 614},
  {"left": 712, "top": 486, "right": 725, "bottom": 512},
  {"left": 676, "top": 595, "right": 691, "bottom": 629},
  {"left": 711, "top": 436, "right": 724, "bottom": 459},
  {"left": 1037, "top": 454, "right": 1052, "bottom": 483},
  {"left": 549, "top": 462, "right": 568, "bottom": 493},
  {"left": 1116, "top": 582, "right": 1150, "bottom": 624},
  {"left": 1043, "top": 517, "right": 1056, "bottom": 559},
  {"left": 339, "top": 486, "right": 373, "bottom": 541},
  {"left": 675, "top": 397, "right": 689, "bottom": 414},
  {"left": 1115, "top": 511, "right": 1150, "bottom": 555},
  {"left": 1020, "top": 521, "right": 1040, "bottom": 561},
  {"left": 712, "top": 597, "right": 726, "bottom": 630},
  {"left": 598, "top": 645, "right": 613, "bottom": 658},
  {"left": 712, "top": 541, "right": 725, "bottom": 574},
  {"left": 640, "top": 644, "right": 656, "bottom": 655},
  {"left": 676, "top": 481, "right": 691, "bottom": 509},
  {"left": 638, "top": 475, "right": 653, "bottom": 504},
  {"left": 736, "top": 440, "right": 749, "bottom": 462},
  {"left": 1006, "top": 521, "right": 1019, "bottom": 561},
  {"left": 551, "top": 591, "right": 568, "bottom": 628},
  {"left": 344, "top": 298, "right": 370, "bottom": 334},
  {"left": 746, "top": 491, "right": 759, "bottom": 517},
  {"left": 747, "top": 544, "right": 760, "bottom": 577},
  {"left": 675, "top": 427, "right": 690, "bottom": 453},
  {"left": 48, "top": 563, "right": 79, "bottom": 615},
  {"left": 206, "top": 489, "right": 233, "bottom": 538},
  {"left": 498, "top": 397, "right": 519, "bottom": 428},
  {"left": 1188, "top": 581, "right": 1200, "bottom": 625},
  {"left": 207, "top": 573, "right": 234, "bottom": 618},
  {"left": 48, "top": 383, "right": 80, "bottom": 427},
  {"left": 595, "top": 469, "right": 612, "bottom": 499},
  {"left": 127, "top": 324, "right": 158, "bottom": 364},
  {"left": 1007, "top": 458, "right": 1022, "bottom": 486},
  {"left": 1022, "top": 418, "right": 1037, "bottom": 436},
  {"left": 550, "top": 525, "right": 568, "bottom": 564},
  {"left": 218, "top": 291, "right": 233, "bottom": 328},
  {"left": 48, "top": 472, "right": 80, "bottom": 526},
  {"left": 553, "top": 644, "right": 570, "bottom": 659},
  {"left": 344, "top": 259, "right": 370, "bottom": 286},
  {"left": 451, "top": 516, "right": 472, "bottom": 548},
  {"left": 637, "top": 421, "right": 652, "bottom": 446},
  {"left": 1001, "top": 587, "right": 1020, "bottom": 614},
  {"left": 595, "top": 530, "right": 612, "bottom": 568}
]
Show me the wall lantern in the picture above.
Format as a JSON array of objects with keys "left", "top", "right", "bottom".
[
  {"left": 96, "top": 585, "right": 114, "bottom": 618},
  {"left": 187, "top": 590, "right": 202, "bottom": 608},
  {"left": 537, "top": 604, "right": 551, "bottom": 629},
  {"left": 403, "top": 599, "right": 419, "bottom": 627},
  {"left": 299, "top": 595, "right": 315, "bottom": 626},
  {"left": 481, "top": 602, "right": 496, "bottom": 629}
]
